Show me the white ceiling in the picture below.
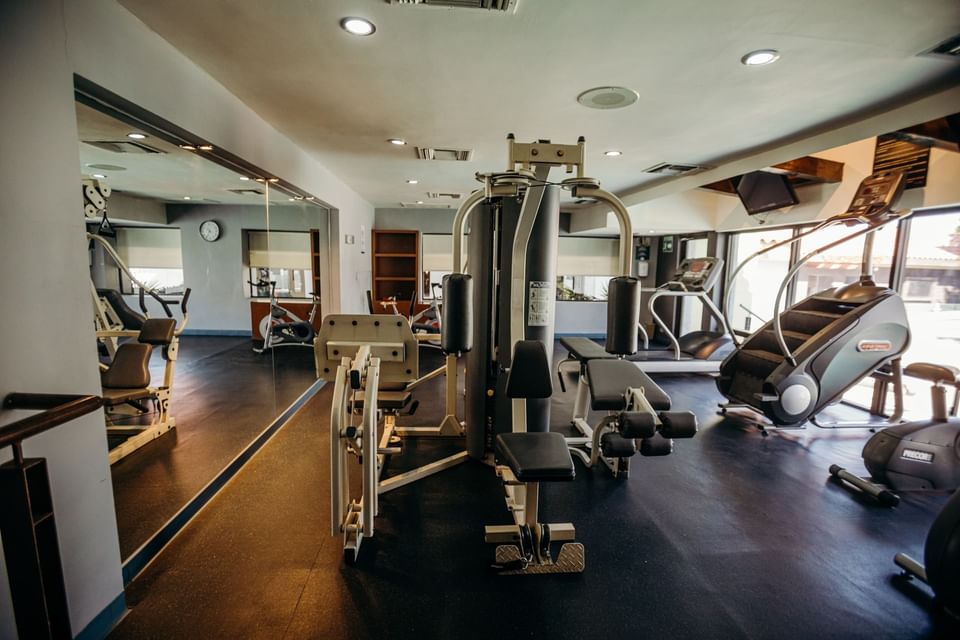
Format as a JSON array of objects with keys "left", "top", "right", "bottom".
[
  {"left": 118, "top": 0, "right": 960, "bottom": 209},
  {"left": 76, "top": 101, "right": 294, "bottom": 206}
]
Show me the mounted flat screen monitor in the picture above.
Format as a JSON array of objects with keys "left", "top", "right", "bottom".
[{"left": 736, "top": 171, "right": 799, "bottom": 215}]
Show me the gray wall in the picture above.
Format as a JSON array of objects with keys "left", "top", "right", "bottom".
[
  {"left": 375, "top": 207, "right": 457, "bottom": 234},
  {"left": 0, "top": 2, "right": 124, "bottom": 636},
  {"left": 165, "top": 203, "right": 328, "bottom": 333}
]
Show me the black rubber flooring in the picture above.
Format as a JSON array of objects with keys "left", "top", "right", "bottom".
[
  {"left": 110, "top": 343, "right": 959, "bottom": 639},
  {"left": 110, "top": 336, "right": 317, "bottom": 558}
]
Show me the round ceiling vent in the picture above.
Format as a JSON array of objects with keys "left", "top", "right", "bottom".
[
  {"left": 576, "top": 86, "right": 639, "bottom": 110},
  {"left": 86, "top": 163, "right": 127, "bottom": 171}
]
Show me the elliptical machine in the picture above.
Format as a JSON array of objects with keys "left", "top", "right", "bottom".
[
  {"left": 893, "top": 488, "right": 960, "bottom": 619},
  {"left": 829, "top": 361, "right": 960, "bottom": 505}
]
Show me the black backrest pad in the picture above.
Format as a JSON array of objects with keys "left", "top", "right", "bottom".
[
  {"left": 506, "top": 340, "right": 553, "bottom": 399},
  {"left": 606, "top": 276, "right": 641, "bottom": 356},
  {"left": 138, "top": 318, "right": 177, "bottom": 345},
  {"left": 441, "top": 274, "right": 473, "bottom": 353},
  {"left": 97, "top": 288, "right": 145, "bottom": 330}
]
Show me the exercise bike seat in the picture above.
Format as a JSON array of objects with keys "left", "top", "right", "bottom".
[
  {"left": 495, "top": 432, "right": 575, "bottom": 482},
  {"left": 586, "top": 359, "right": 672, "bottom": 412},
  {"left": 905, "top": 362, "right": 960, "bottom": 386}
]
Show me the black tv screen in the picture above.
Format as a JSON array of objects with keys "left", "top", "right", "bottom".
[{"left": 735, "top": 171, "right": 799, "bottom": 215}]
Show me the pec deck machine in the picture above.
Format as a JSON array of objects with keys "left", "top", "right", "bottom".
[{"left": 318, "top": 136, "right": 694, "bottom": 573}]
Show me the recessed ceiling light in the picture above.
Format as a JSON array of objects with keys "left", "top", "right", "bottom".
[
  {"left": 340, "top": 17, "right": 375, "bottom": 36},
  {"left": 179, "top": 144, "right": 196, "bottom": 150},
  {"left": 416, "top": 200, "right": 424, "bottom": 205},
  {"left": 648, "top": 229, "right": 655, "bottom": 233},
  {"left": 288, "top": 198, "right": 296, "bottom": 202},
  {"left": 388, "top": 138, "right": 406, "bottom": 146},
  {"left": 305, "top": 196, "right": 315, "bottom": 201},
  {"left": 239, "top": 176, "right": 250, "bottom": 181},
  {"left": 741, "top": 49, "right": 780, "bottom": 66},
  {"left": 127, "top": 132, "right": 147, "bottom": 140},
  {"left": 268, "top": 178, "right": 279, "bottom": 183},
  {"left": 407, "top": 179, "right": 419, "bottom": 184},
  {"left": 92, "top": 173, "right": 106, "bottom": 179},
  {"left": 604, "top": 150, "right": 622, "bottom": 157},
  {"left": 577, "top": 86, "right": 639, "bottom": 110},
  {"left": 183, "top": 196, "right": 192, "bottom": 200},
  {"left": 198, "top": 144, "right": 214, "bottom": 151}
]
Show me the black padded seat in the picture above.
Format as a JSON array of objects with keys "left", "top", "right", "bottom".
[
  {"left": 560, "top": 337, "right": 615, "bottom": 362},
  {"left": 905, "top": 362, "right": 960, "bottom": 386},
  {"left": 353, "top": 390, "right": 412, "bottom": 411},
  {"left": 495, "top": 432, "right": 575, "bottom": 482},
  {"left": 586, "top": 359, "right": 671, "bottom": 411}
]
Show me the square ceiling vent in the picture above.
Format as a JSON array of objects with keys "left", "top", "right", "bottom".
[
  {"left": 387, "top": 0, "right": 517, "bottom": 12},
  {"left": 399, "top": 201, "right": 453, "bottom": 208},
  {"left": 415, "top": 146, "right": 473, "bottom": 161},
  {"left": 643, "top": 162, "right": 709, "bottom": 176},
  {"left": 919, "top": 33, "right": 960, "bottom": 61},
  {"left": 83, "top": 140, "right": 165, "bottom": 154}
]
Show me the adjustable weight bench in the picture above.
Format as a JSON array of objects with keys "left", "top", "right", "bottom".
[
  {"left": 559, "top": 337, "right": 697, "bottom": 478},
  {"left": 485, "top": 341, "right": 584, "bottom": 574}
]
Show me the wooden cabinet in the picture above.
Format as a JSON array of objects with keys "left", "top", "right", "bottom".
[
  {"left": 310, "top": 228, "right": 323, "bottom": 299},
  {"left": 371, "top": 230, "right": 420, "bottom": 315}
]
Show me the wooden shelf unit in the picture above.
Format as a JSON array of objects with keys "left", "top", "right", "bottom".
[
  {"left": 310, "top": 228, "right": 323, "bottom": 299},
  {"left": 371, "top": 229, "right": 420, "bottom": 314}
]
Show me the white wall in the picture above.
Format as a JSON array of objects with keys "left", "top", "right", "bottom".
[
  {"left": 63, "top": 0, "right": 374, "bottom": 315},
  {"left": 0, "top": 1, "right": 124, "bottom": 636},
  {"left": 104, "top": 192, "right": 167, "bottom": 225}
]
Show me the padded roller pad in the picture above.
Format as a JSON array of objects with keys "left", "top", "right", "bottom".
[
  {"left": 586, "top": 359, "right": 671, "bottom": 412},
  {"left": 601, "top": 432, "right": 637, "bottom": 458},
  {"left": 658, "top": 411, "right": 698, "bottom": 438},
  {"left": 495, "top": 432, "right": 575, "bottom": 482},
  {"left": 639, "top": 433, "right": 673, "bottom": 457},
  {"left": 618, "top": 411, "right": 657, "bottom": 439},
  {"left": 559, "top": 337, "right": 615, "bottom": 363}
]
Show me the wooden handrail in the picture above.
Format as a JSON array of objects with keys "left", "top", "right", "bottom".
[{"left": 1, "top": 393, "right": 103, "bottom": 451}]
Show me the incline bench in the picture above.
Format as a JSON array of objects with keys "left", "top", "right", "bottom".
[{"left": 558, "top": 336, "right": 697, "bottom": 478}]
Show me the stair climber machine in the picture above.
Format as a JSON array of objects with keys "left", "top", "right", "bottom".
[
  {"left": 717, "top": 171, "right": 912, "bottom": 432},
  {"left": 627, "top": 256, "right": 735, "bottom": 374}
]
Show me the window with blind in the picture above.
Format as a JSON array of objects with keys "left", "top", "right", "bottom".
[
  {"left": 556, "top": 237, "right": 619, "bottom": 301},
  {"left": 421, "top": 234, "right": 467, "bottom": 299},
  {"left": 247, "top": 230, "right": 311, "bottom": 298},
  {"left": 116, "top": 227, "right": 184, "bottom": 293}
]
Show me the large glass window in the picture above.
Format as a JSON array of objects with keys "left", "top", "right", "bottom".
[
  {"left": 556, "top": 236, "right": 619, "bottom": 301},
  {"left": 794, "top": 223, "right": 898, "bottom": 300},
  {"left": 726, "top": 228, "right": 794, "bottom": 332},
  {"left": 901, "top": 212, "right": 960, "bottom": 368},
  {"left": 422, "top": 234, "right": 465, "bottom": 300},
  {"left": 247, "top": 230, "right": 310, "bottom": 298},
  {"left": 116, "top": 227, "right": 184, "bottom": 293},
  {"left": 677, "top": 237, "right": 709, "bottom": 335}
]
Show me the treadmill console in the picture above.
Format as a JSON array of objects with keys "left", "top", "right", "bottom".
[
  {"left": 666, "top": 257, "right": 724, "bottom": 292},
  {"left": 842, "top": 171, "right": 905, "bottom": 222}
]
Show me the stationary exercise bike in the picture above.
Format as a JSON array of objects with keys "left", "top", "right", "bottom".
[
  {"left": 250, "top": 279, "right": 319, "bottom": 353},
  {"left": 830, "top": 361, "right": 960, "bottom": 506}
]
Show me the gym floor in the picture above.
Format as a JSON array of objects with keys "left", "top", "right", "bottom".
[
  {"left": 109, "top": 343, "right": 959, "bottom": 639},
  {"left": 110, "top": 336, "right": 316, "bottom": 558}
]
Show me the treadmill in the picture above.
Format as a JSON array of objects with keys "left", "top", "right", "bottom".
[{"left": 628, "top": 256, "right": 734, "bottom": 374}]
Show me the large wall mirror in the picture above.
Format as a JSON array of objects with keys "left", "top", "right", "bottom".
[{"left": 77, "top": 86, "right": 331, "bottom": 564}]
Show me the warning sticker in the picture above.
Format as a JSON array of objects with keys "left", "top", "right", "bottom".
[{"left": 528, "top": 281, "right": 554, "bottom": 327}]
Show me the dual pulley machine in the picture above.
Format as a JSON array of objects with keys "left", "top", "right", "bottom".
[{"left": 324, "top": 136, "right": 656, "bottom": 573}]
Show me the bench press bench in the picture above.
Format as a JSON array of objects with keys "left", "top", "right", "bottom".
[{"left": 558, "top": 336, "right": 697, "bottom": 478}]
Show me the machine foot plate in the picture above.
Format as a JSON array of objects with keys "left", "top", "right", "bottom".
[{"left": 494, "top": 543, "right": 585, "bottom": 574}]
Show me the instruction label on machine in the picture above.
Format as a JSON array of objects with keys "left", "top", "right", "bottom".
[{"left": 528, "top": 281, "right": 554, "bottom": 327}]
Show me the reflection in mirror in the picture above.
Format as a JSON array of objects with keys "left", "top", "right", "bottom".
[{"left": 79, "top": 99, "right": 331, "bottom": 562}]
